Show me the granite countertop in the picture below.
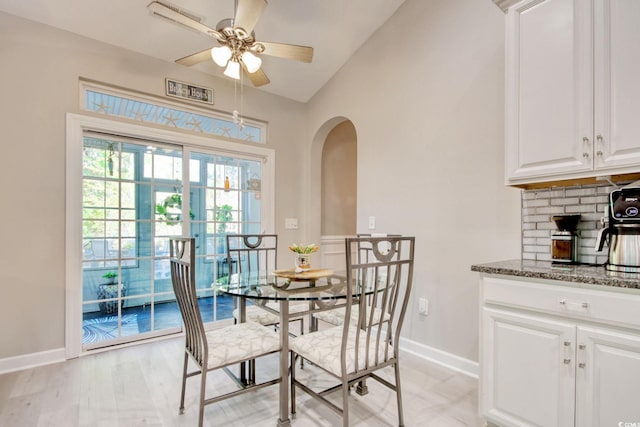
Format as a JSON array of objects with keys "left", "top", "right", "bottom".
[{"left": 471, "top": 259, "right": 640, "bottom": 289}]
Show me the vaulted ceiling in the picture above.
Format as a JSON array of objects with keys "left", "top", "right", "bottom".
[{"left": 0, "top": 0, "right": 406, "bottom": 103}]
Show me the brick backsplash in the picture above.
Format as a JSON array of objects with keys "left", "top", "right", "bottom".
[{"left": 521, "top": 181, "right": 633, "bottom": 264}]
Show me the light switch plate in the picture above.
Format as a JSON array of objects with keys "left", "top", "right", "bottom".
[
  {"left": 368, "top": 216, "right": 376, "bottom": 230},
  {"left": 285, "top": 218, "right": 298, "bottom": 229},
  {"left": 418, "top": 298, "right": 429, "bottom": 315}
]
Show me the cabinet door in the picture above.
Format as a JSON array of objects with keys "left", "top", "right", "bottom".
[
  {"left": 575, "top": 326, "right": 640, "bottom": 427},
  {"left": 594, "top": 0, "right": 640, "bottom": 170},
  {"left": 481, "top": 307, "right": 576, "bottom": 427},
  {"left": 505, "top": 0, "right": 593, "bottom": 183}
]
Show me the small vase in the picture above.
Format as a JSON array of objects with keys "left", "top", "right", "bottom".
[
  {"left": 295, "top": 253, "right": 311, "bottom": 272},
  {"left": 97, "top": 282, "right": 127, "bottom": 315}
]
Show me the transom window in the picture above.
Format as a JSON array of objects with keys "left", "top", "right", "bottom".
[{"left": 80, "top": 80, "right": 266, "bottom": 143}]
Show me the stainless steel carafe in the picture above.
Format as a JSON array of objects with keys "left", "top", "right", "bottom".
[{"left": 595, "top": 180, "right": 640, "bottom": 273}]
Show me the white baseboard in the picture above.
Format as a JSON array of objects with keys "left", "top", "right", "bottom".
[
  {"left": 0, "top": 339, "right": 478, "bottom": 380},
  {"left": 399, "top": 336, "right": 479, "bottom": 379},
  {"left": 0, "top": 348, "right": 66, "bottom": 375}
]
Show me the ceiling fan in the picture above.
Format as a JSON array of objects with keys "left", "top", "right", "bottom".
[{"left": 147, "top": 0, "right": 314, "bottom": 87}]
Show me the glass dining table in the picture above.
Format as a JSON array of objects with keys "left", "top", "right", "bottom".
[{"left": 216, "top": 269, "right": 353, "bottom": 427}]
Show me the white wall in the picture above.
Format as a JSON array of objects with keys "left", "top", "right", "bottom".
[
  {"left": 307, "top": 0, "right": 521, "bottom": 361},
  {"left": 0, "top": 0, "right": 522, "bottom": 366},
  {"left": 0, "top": 11, "right": 308, "bottom": 359}
]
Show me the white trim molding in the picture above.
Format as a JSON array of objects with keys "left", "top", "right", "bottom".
[
  {"left": 399, "top": 336, "right": 479, "bottom": 379},
  {"left": 0, "top": 348, "right": 66, "bottom": 375}
]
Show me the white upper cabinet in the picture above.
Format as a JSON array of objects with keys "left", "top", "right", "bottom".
[
  {"left": 505, "top": 0, "right": 640, "bottom": 185},
  {"left": 594, "top": 0, "right": 640, "bottom": 170}
]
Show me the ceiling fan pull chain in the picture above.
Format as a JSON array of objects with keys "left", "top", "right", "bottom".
[{"left": 239, "top": 72, "right": 245, "bottom": 130}]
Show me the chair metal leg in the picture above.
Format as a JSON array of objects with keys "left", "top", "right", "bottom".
[
  {"left": 356, "top": 379, "right": 369, "bottom": 395},
  {"left": 341, "top": 380, "right": 350, "bottom": 427},
  {"left": 198, "top": 366, "right": 207, "bottom": 427},
  {"left": 299, "top": 319, "right": 305, "bottom": 370},
  {"left": 179, "top": 352, "right": 188, "bottom": 414},
  {"left": 249, "top": 359, "right": 256, "bottom": 385},
  {"left": 290, "top": 352, "right": 297, "bottom": 416},
  {"left": 239, "top": 361, "right": 248, "bottom": 385},
  {"left": 394, "top": 362, "right": 405, "bottom": 427}
]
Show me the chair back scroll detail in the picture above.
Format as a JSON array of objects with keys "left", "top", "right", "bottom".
[{"left": 226, "top": 234, "right": 278, "bottom": 275}]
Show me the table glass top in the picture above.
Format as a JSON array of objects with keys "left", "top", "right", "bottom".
[{"left": 217, "top": 271, "right": 365, "bottom": 301}]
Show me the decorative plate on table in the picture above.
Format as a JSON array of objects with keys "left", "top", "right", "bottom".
[{"left": 273, "top": 268, "right": 334, "bottom": 281}]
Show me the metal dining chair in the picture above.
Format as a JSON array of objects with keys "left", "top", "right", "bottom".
[
  {"left": 226, "top": 234, "right": 308, "bottom": 382},
  {"left": 289, "top": 235, "right": 415, "bottom": 427},
  {"left": 169, "top": 237, "right": 281, "bottom": 427},
  {"left": 226, "top": 234, "right": 308, "bottom": 330},
  {"left": 311, "top": 234, "right": 401, "bottom": 331}
]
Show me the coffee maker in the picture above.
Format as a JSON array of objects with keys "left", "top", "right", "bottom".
[
  {"left": 551, "top": 215, "right": 581, "bottom": 263},
  {"left": 595, "top": 180, "right": 640, "bottom": 273}
]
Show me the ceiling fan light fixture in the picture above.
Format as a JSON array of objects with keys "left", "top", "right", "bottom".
[
  {"left": 224, "top": 59, "right": 241, "bottom": 80},
  {"left": 211, "top": 45, "right": 232, "bottom": 67},
  {"left": 241, "top": 51, "right": 262, "bottom": 73}
]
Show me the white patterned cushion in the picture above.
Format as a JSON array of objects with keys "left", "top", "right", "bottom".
[
  {"left": 233, "top": 302, "right": 309, "bottom": 326},
  {"left": 312, "top": 307, "right": 347, "bottom": 325},
  {"left": 204, "top": 322, "right": 280, "bottom": 369},
  {"left": 289, "top": 326, "right": 394, "bottom": 377},
  {"left": 312, "top": 306, "right": 390, "bottom": 327},
  {"left": 234, "top": 305, "right": 280, "bottom": 325}
]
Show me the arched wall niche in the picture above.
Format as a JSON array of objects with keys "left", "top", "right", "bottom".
[
  {"left": 321, "top": 121, "right": 357, "bottom": 235},
  {"left": 308, "top": 116, "right": 357, "bottom": 271}
]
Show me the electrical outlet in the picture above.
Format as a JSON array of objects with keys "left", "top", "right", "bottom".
[
  {"left": 285, "top": 218, "right": 298, "bottom": 229},
  {"left": 418, "top": 297, "right": 429, "bottom": 315}
]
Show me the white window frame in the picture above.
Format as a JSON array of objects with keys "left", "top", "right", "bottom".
[
  {"left": 79, "top": 79, "right": 268, "bottom": 144},
  {"left": 65, "top": 113, "right": 275, "bottom": 358}
]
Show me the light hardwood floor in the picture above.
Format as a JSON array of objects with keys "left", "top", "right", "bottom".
[{"left": 0, "top": 336, "right": 483, "bottom": 426}]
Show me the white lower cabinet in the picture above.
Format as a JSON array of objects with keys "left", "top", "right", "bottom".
[
  {"left": 482, "top": 308, "right": 576, "bottom": 427},
  {"left": 480, "top": 276, "right": 640, "bottom": 427},
  {"left": 575, "top": 327, "right": 640, "bottom": 427}
]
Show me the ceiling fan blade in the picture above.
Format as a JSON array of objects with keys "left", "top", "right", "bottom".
[
  {"left": 258, "top": 41, "right": 313, "bottom": 63},
  {"left": 245, "top": 67, "right": 270, "bottom": 87},
  {"left": 147, "top": 1, "right": 223, "bottom": 41},
  {"left": 176, "top": 48, "right": 212, "bottom": 66},
  {"left": 233, "top": 0, "right": 268, "bottom": 34}
]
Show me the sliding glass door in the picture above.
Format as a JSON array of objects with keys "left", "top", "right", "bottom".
[
  {"left": 81, "top": 136, "right": 264, "bottom": 349},
  {"left": 187, "top": 149, "right": 264, "bottom": 322}
]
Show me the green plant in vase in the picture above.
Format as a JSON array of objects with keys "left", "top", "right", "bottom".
[
  {"left": 102, "top": 271, "right": 118, "bottom": 284},
  {"left": 98, "top": 271, "right": 126, "bottom": 314}
]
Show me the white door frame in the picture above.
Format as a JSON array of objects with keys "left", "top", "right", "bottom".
[{"left": 65, "top": 113, "right": 275, "bottom": 358}]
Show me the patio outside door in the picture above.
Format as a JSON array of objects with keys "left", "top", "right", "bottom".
[{"left": 80, "top": 135, "right": 264, "bottom": 349}]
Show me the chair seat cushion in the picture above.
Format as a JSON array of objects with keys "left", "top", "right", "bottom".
[
  {"left": 312, "top": 306, "right": 390, "bottom": 327},
  {"left": 233, "top": 302, "right": 309, "bottom": 326},
  {"left": 205, "top": 322, "right": 280, "bottom": 369},
  {"left": 289, "top": 325, "right": 394, "bottom": 377},
  {"left": 312, "top": 307, "right": 347, "bottom": 325}
]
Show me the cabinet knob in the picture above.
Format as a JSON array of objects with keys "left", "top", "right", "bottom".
[
  {"left": 579, "top": 344, "right": 586, "bottom": 350},
  {"left": 564, "top": 358, "right": 571, "bottom": 364},
  {"left": 564, "top": 341, "right": 571, "bottom": 346},
  {"left": 578, "top": 362, "right": 586, "bottom": 368}
]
